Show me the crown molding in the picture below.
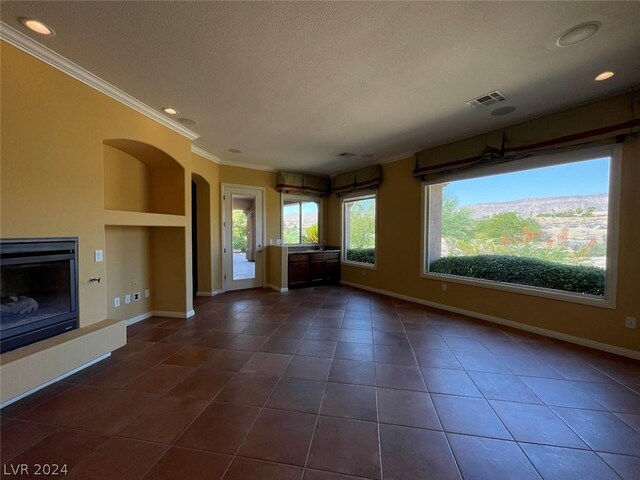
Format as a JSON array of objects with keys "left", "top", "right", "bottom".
[
  {"left": 190, "top": 145, "right": 276, "bottom": 172},
  {"left": 219, "top": 158, "right": 277, "bottom": 172},
  {"left": 191, "top": 145, "right": 221, "bottom": 163},
  {"left": 0, "top": 22, "right": 199, "bottom": 141}
]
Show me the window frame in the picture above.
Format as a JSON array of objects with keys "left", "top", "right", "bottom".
[
  {"left": 280, "top": 193, "right": 323, "bottom": 246},
  {"left": 420, "top": 144, "right": 622, "bottom": 309},
  {"left": 341, "top": 191, "right": 378, "bottom": 269}
]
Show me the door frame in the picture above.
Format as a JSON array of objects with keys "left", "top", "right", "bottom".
[{"left": 221, "top": 183, "right": 266, "bottom": 292}]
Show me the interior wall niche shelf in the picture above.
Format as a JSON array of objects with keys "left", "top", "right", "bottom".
[
  {"left": 104, "top": 209, "right": 186, "bottom": 228},
  {"left": 103, "top": 139, "right": 185, "bottom": 216}
]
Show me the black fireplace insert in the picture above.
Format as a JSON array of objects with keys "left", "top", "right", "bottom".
[{"left": 1, "top": 238, "right": 79, "bottom": 353}]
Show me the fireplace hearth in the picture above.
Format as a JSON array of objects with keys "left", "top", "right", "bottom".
[{"left": 1, "top": 238, "right": 79, "bottom": 353}]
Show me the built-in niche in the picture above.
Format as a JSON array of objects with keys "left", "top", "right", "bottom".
[
  {"left": 103, "top": 139, "right": 185, "bottom": 215},
  {"left": 103, "top": 139, "right": 189, "bottom": 319},
  {"left": 105, "top": 225, "right": 187, "bottom": 320}
]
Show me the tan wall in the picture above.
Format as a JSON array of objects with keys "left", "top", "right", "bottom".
[
  {"left": 192, "top": 173, "right": 213, "bottom": 294},
  {"left": 265, "top": 245, "right": 287, "bottom": 288},
  {"left": 0, "top": 42, "right": 193, "bottom": 327},
  {"left": 151, "top": 227, "right": 189, "bottom": 313},
  {"left": 103, "top": 146, "right": 150, "bottom": 212},
  {"left": 191, "top": 154, "right": 222, "bottom": 292},
  {"left": 329, "top": 138, "right": 640, "bottom": 351},
  {"left": 105, "top": 226, "right": 152, "bottom": 320},
  {"left": 191, "top": 154, "right": 282, "bottom": 291},
  {"left": 219, "top": 165, "right": 280, "bottom": 242}
]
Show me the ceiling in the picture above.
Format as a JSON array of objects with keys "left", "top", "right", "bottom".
[{"left": 2, "top": 1, "right": 639, "bottom": 175}]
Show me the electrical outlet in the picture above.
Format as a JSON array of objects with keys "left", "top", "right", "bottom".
[
  {"left": 133, "top": 292, "right": 141, "bottom": 301},
  {"left": 625, "top": 317, "right": 637, "bottom": 329},
  {"left": 442, "top": 283, "right": 447, "bottom": 292},
  {"left": 145, "top": 289, "right": 150, "bottom": 298},
  {"left": 114, "top": 297, "right": 120, "bottom": 308},
  {"left": 125, "top": 294, "right": 131, "bottom": 304}
]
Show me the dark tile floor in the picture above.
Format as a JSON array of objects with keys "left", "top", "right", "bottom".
[{"left": 2, "top": 285, "right": 640, "bottom": 479}]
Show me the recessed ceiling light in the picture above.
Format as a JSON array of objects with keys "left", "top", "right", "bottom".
[
  {"left": 491, "top": 106, "right": 517, "bottom": 116},
  {"left": 595, "top": 71, "right": 614, "bottom": 81},
  {"left": 229, "top": 148, "right": 242, "bottom": 154},
  {"left": 556, "top": 21, "right": 601, "bottom": 47},
  {"left": 19, "top": 17, "right": 55, "bottom": 36},
  {"left": 162, "top": 107, "right": 178, "bottom": 115},
  {"left": 178, "top": 117, "right": 198, "bottom": 126}
]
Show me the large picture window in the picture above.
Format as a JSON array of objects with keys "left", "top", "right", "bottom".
[
  {"left": 342, "top": 193, "right": 376, "bottom": 266},
  {"left": 282, "top": 195, "right": 321, "bottom": 245},
  {"left": 423, "top": 146, "right": 620, "bottom": 306}
]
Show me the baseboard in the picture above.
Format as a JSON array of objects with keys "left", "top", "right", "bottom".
[
  {"left": 267, "top": 284, "right": 289, "bottom": 293},
  {"left": 125, "top": 309, "right": 197, "bottom": 323},
  {"left": 0, "top": 353, "right": 111, "bottom": 409},
  {"left": 150, "top": 310, "right": 195, "bottom": 319},
  {"left": 125, "top": 312, "right": 154, "bottom": 326},
  {"left": 196, "top": 290, "right": 222, "bottom": 296},
  {"left": 340, "top": 280, "right": 640, "bottom": 360}
]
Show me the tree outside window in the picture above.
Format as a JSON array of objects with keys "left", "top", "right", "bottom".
[{"left": 343, "top": 195, "right": 376, "bottom": 265}]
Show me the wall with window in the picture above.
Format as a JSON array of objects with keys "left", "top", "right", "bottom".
[{"left": 327, "top": 137, "right": 639, "bottom": 353}]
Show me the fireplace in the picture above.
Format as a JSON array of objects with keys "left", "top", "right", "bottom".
[{"left": 1, "top": 238, "right": 79, "bottom": 353}]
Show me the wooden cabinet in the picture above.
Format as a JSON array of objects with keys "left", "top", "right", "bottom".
[
  {"left": 288, "top": 253, "right": 311, "bottom": 287},
  {"left": 288, "top": 251, "right": 340, "bottom": 288}
]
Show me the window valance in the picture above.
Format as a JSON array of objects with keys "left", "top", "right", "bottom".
[
  {"left": 413, "top": 90, "right": 640, "bottom": 183},
  {"left": 333, "top": 165, "right": 382, "bottom": 196},
  {"left": 276, "top": 171, "right": 331, "bottom": 196}
]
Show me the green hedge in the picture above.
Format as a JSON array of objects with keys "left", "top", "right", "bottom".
[
  {"left": 430, "top": 255, "right": 605, "bottom": 296},
  {"left": 346, "top": 248, "right": 375, "bottom": 265}
]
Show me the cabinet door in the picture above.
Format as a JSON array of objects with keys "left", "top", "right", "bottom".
[
  {"left": 289, "top": 261, "right": 310, "bottom": 286},
  {"left": 309, "top": 260, "right": 326, "bottom": 282},
  {"left": 326, "top": 259, "right": 340, "bottom": 283}
]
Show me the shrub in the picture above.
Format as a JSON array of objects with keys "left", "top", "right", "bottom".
[
  {"left": 430, "top": 255, "right": 605, "bottom": 296},
  {"left": 346, "top": 248, "right": 375, "bottom": 265}
]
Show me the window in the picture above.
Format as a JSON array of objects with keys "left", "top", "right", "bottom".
[
  {"left": 423, "top": 146, "right": 620, "bottom": 306},
  {"left": 342, "top": 193, "right": 377, "bottom": 266},
  {"left": 282, "top": 194, "right": 321, "bottom": 244}
]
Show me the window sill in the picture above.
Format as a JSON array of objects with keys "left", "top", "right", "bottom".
[
  {"left": 421, "top": 271, "right": 615, "bottom": 309},
  {"left": 342, "top": 261, "right": 377, "bottom": 270}
]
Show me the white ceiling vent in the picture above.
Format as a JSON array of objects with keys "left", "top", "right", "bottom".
[{"left": 467, "top": 91, "right": 507, "bottom": 108}]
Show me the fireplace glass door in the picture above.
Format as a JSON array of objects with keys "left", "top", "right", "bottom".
[{"left": 1, "top": 238, "right": 78, "bottom": 353}]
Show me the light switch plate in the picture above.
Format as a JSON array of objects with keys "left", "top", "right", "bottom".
[
  {"left": 95, "top": 249, "right": 104, "bottom": 262},
  {"left": 125, "top": 294, "right": 131, "bottom": 304}
]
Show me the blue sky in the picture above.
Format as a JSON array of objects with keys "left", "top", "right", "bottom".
[{"left": 446, "top": 157, "right": 610, "bottom": 205}]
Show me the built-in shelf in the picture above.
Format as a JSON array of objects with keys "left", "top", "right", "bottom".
[
  {"left": 103, "top": 139, "right": 185, "bottom": 216},
  {"left": 104, "top": 209, "right": 186, "bottom": 227}
]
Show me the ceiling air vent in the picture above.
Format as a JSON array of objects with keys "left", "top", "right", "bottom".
[
  {"left": 338, "top": 152, "right": 356, "bottom": 158},
  {"left": 467, "top": 91, "right": 506, "bottom": 108}
]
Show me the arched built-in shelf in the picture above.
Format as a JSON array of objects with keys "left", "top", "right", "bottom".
[{"left": 103, "top": 139, "right": 185, "bottom": 217}]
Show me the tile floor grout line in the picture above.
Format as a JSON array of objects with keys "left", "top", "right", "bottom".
[
  {"left": 401, "top": 308, "right": 465, "bottom": 480},
  {"left": 301, "top": 374, "right": 330, "bottom": 477},
  {"left": 216, "top": 354, "right": 292, "bottom": 479},
  {"left": 5, "top": 286, "right": 640, "bottom": 478}
]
